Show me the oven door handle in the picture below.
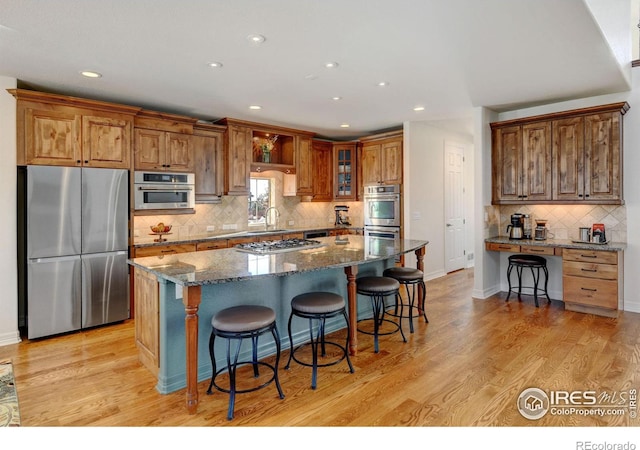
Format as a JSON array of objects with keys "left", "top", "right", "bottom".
[{"left": 137, "top": 186, "right": 193, "bottom": 191}]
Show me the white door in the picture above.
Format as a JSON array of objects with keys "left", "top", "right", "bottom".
[{"left": 444, "top": 142, "right": 465, "bottom": 273}]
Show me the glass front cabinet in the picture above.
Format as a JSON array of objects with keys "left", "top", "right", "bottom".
[{"left": 333, "top": 142, "right": 357, "bottom": 201}]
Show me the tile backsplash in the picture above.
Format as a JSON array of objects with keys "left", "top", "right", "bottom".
[
  {"left": 133, "top": 170, "right": 363, "bottom": 242},
  {"left": 499, "top": 204, "right": 626, "bottom": 243}
]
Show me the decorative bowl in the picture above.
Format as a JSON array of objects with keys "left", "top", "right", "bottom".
[{"left": 151, "top": 223, "right": 172, "bottom": 233}]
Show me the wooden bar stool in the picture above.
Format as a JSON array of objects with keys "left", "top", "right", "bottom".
[
  {"left": 383, "top": 267, "right": 428, "bottom": 334},
  {"left": 356, "top": 276, "right": 406, "bottom": 353},
  {"left": 506, "top": 254, "right": 550, "bottom": 307},
  {"left": 285, "top": 292, "right": 354, "bottom": 389},
  {"left": 206, "top": 305, "right": 284, "bottom": 420}
]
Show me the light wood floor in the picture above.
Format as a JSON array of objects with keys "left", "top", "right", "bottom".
[{"left": 2, "top": 268, "right": 639, "bottom": 427}]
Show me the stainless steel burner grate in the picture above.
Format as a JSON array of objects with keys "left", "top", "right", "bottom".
[{"left": 234, "top": 238, "right": 325, "bottom": 254}]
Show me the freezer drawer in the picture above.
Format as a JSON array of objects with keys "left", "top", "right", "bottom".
[
  {"left": 82, "top": 251, "right": 130, "bottom": 328},
  {"left": 27, "top": 255, "right": 82, "bottom": 339}
]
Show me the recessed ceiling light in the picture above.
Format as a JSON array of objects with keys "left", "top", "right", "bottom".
[
  {"left": 340, "top": 123, "right": 350, "bottom": 128},
  {"left": 325, "top": 62, "right": 339, "bottom": 69},
  {"left": 80, "top": 70, "right": 102, "bottom": 78},
  {"left": 413, "top": 106, "right": 425, "bottom": 111},
  {"left": 208, "top": 62, "right": 223, "bottom": 68},
  {"left": 247, "top": 34, "right": 266, "bottom": 44},
  {"left": 377, "top": 81, "right": 389, "bottom": 87},
  {"left": 332, "top": 96, "right": 342, "bottom": 101},
  {"left": 249, "top": 105, "right": 262, "bottom": 110}
]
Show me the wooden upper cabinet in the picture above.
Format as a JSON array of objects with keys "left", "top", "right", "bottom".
[
  {"left": 553, "top": 117, "right": 584, "bottom": 201},
  {"left": 133, "top": 129, "right": 194, "bottom": 172},
  {"left": 133, "top": 110, "right": 196, "bottom": 173},
  {"left": 334, "top": 142, "right": 357, "bottom": 200},
  {"left": 193, "top": 125, "right": 225, "bottom": 203},
  {"left": 13, "top": 89, "right": 137, "bottom": 168},
  {"left": 224, "top": 124, "right": 253, "bottom": 195},
  {"left": 25, "top": 107, "right": 82, "bottom": 166},
  {"left": 82, "top": 115, "right": 131, "bottom": 168},
  {"left": 553, "top": 110, "right": 623, "bottom": 203},
  {"left": 492, "top": 121, "right": 551, "bottom": 204},
  {"left": 295, "top": 135, "right": 313, "bottom": 195},
  {"left": 492, "top": 102, "right": 628, "bottom": 205},
  {"left": 360, "top": 131, "right": 403, "bottom": 187},
  {"left": 584, "top": 112, "right": 621, "bottom": 202},
  {"left": 311, "top": 140, "right": 333, "bottom": 202}
]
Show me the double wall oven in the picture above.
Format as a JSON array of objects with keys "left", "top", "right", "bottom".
[{"left": 363, "top": 184, "right": 401, "bottom": 259}]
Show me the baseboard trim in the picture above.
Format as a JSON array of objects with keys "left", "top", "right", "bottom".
[{"left": 0, "top": 331, "right": 21, "bottom": 347}]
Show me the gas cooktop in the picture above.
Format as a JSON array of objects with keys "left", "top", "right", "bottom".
[{"left": 234, "top": 238, "right": 325, "bottom": 254}]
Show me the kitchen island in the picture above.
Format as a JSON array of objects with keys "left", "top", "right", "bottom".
[{"left": 128, "top": 235, "right": 428, "bottom": 414}]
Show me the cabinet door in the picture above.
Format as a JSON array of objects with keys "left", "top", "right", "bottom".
[
  {"left": 311, "top": 140, "right": 333, "bottom": 202},
  {"left": 165, "top": 132, "right": 194, "bottom": 172},
  {"left": 334, "top": 143, "right": 356, "bottom": 199},
  {"left": 361, "top": 142, "right": 381, "bottom": 185},
  {"left": 25, "top": 108, "right": 82, "bottom": 166},
  {"left": 193, "top": 132, "right": 223, "bottom": 202},
  {"left": 295, "top": 135, "right": 313, "bottom": 195},
  {"left": 225, "top": 125, "right": 252, "bottom": 195},
  {"left": 553, "top": 117, "right": 584, "bottom": 201},
  {"left": 82, "top": 115, "right": 132, "bottom": 169},
  {"left": 134, "top": 267, "right": 159, "bottom": 375},
  {"left": 584, "top": 112, "right": 621, "bottom": 202},
  {"left": 491, "top": 126, "right": 521, "bottom": 203},
  {"left": 381, "top": 139, "right": 403, "bottom": 184},
  {"left": 521, "top": 122, "right": 551, "bottom": 201},
  {"left": 134, "top": 128, "right": 165, "bottom": 170}
]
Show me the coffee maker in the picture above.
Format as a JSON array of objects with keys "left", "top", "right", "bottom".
[
  {"left": 506, "top": 213, "right": 524, "bottom": 240},
  {"left": 334, "top": 205, "right": 350, "bottom": 226}
]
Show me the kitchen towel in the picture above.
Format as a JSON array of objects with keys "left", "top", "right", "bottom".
[{"left": 0, "top": 359, "right": 20, "bottom": 426}]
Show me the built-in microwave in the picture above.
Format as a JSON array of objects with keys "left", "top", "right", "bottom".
[
  {"left": 363, "top": 184, "right": 401, "bottom": 227},
  {"left": 134, "top": 171, "right": 195, "bottom": 210}
]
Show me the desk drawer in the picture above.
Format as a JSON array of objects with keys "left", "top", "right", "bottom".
[
  {"left": 486, "top": 242, "right": 520, "bottom": 252},
  {"left": 563, "top": 261, "right": 618, "bottom": 281},
  {"left": 520, "top": 245, "right": 555, "bottom": 256},
  {"left": 563, "top": 248, "right": 618, "bottom": 264},
  {"left": 563, "top": 276, "right": 617, "bottom": 309}
]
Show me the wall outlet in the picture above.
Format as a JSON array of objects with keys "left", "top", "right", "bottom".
[
  {"left": 412, "top": 211, "right": 422, "bottom": 221},
  {"left": 222, "top": 224, "right": 238, "bottom": 230},
  {"left": 288, "top": 220, "right": 294, "bottom": 226},
  {"left": 467, "top": 252, "right": 474, "bottom": 261},
  {"left": 206, "top": 225, "right": 215, "bottom": 232}
]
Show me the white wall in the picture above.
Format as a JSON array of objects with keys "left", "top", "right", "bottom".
[
  {"left": 403, "top": 121, "right": 474, "bottom": 280},
  {"left": 0, "top": 77, "right": 19, "bottom": 345}
]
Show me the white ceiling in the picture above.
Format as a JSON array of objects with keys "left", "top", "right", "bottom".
[{"left": 0, "top": 0, "right": 632, "bottom": 139}]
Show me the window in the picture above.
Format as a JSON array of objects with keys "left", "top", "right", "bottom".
[{"left": 248, "top": 177, "right": 271, "bottom": 225}]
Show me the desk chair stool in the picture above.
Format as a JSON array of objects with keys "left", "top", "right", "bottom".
[{"left": 506, "top": 254, "right": 550, "bottom": 307}]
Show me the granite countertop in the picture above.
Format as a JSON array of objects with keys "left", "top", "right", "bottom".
[
  {"left": 134, "top": 226, "right": 363, "bottom": 248},
  {"left": 128, "top": 235, "right": 428, "bottom": 287},
  {"left": 485, "top": 236, "right": 626, "bottom": 252}
]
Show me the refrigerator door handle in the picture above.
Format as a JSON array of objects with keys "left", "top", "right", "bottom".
[{"left": 29, "top": 255, "right": 82, "bottom": 264}]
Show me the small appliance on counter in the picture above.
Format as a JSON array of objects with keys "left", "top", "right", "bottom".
[
  {"left": 506, "top": 213, "right": 524, "bottom": 240},
  {"left": 334, "top": 205, "right": 351, "bottom": 226},
  {"left": 535, "top": 219, "right": 548, "bottom": 240},
  {"left": 523, "top": 214, "right": 532, "bottom": 239}
]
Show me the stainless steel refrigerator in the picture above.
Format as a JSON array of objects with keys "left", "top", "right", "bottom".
[{"left": 20, "top": 166, "right": 129, "bottom": 339}]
